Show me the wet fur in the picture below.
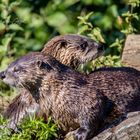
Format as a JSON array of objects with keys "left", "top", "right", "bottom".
[
  {"left": 2, "top": 34, "right": 104, "bottom": 131},
  {"left": 1, "top": 52, "right": 140, "bottom": 140}
]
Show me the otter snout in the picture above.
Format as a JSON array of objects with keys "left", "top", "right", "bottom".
[
  {"left": 0, "top": 70, "right": 18, "bottom": 87},
  {"left": 97, "top": 44, "right": 104, "bottom": 52},
  {"left": 97, "top": 43, "right": 107, "bottom": 53},
  {"left": 0, "top": 71, "right": 5, "bottom": 79}
]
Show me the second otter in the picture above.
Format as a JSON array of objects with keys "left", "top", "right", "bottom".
[{"left": 1, "top": 52, "right": 140, "bottom": 140}]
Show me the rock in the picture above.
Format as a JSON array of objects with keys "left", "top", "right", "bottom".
[
  {"left": 92, "top": 111, "right": 140, "bottom": 140},
  {"left": 65, "top": 112, "right": 140, "bottom": 140},
  {"left": 65, "top": 131, "right": 75, "bottom": 140},
  {"left": 122, "top": 35, "right": 140, "bottom": 71}
]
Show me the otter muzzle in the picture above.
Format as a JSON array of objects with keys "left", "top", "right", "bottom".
[{"left": 0, "top": 71, "right": 5, "bottom": 79}]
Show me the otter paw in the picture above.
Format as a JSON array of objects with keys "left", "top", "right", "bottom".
[
  {"left": 74, "top": 127, "right": 91, "bottom": 140},
  {"left": 65, "top": 131, "right": 75, "bottom": 140}
]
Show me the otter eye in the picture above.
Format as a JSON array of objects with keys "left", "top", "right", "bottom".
[
  {"left": 13, "top": 67, "right": 20, "bottom": 72},
  {"left": 80, "top": 42, "right": 87, "bottom": 50},
  {"left": 39, "top": 62, "right": 52, "bottom": 71},
  {"left": 61, "top": 41, "right": 67, "bottom": 48}
]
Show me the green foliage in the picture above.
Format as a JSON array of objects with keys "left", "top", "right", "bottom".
[
  {"left": 0, "top": 0, "right": 139, "bottom": 74},
  {"left": 77, "top": 12, "right": 105, "bottom": 43},
  {"left": 0, "top": 115, "right": 58, "bottom": 140},
  {"left": 77, "top": 0, "right": 139, "bottom": 73},
  {"left": 0, "top": 0, "right": 140, "bottom": 138},
  {"left": 0, "top": 114, "right": 13, "bottom": 140}
]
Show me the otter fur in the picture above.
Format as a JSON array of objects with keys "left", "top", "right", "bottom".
[
  {"left": 42, "top": 34, "right": 104, "bottom": 69},
  {"left": 0, "top": 34, "right": 104, "bottom": 130},
  {"left": 1, "top": 52, "right": 140, "bottom": 140}
]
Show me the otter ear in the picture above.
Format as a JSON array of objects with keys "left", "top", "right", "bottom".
[
  {"left": 55, "top": 41, "right": 67, "bottom": 50},
  {"left": 36, "top": 60, "right": 53, "bottom": 71},
  {"left": 36, "top": 60, "right": 43, "bottom": 68},
  {"left": 80, "top": 41, "right": 88, "bottom": 50}
]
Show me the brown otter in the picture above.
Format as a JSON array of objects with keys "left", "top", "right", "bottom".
[
  {"left": 0, "top": 34, "right": 104, "bottom": 130},
  {"left": 42, "top": 34, "right": 104, "bottom": 69},
  {"left": 1, "top": 52, "right": 140, "bottom": 140}
]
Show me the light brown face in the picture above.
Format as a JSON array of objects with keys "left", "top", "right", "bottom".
[
  {"left": 42, "top": 34, "right": 105, "bottom": 69},
  {"left": 0, "top": 52, "right": 53, "bottom": 89},
  {"left": 57, "top": 41, "right": 103, "bottom": 68}
]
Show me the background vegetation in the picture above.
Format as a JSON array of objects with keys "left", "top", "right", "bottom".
[{"left": 0, "top": 0, "right": 140, "bottom": 139}]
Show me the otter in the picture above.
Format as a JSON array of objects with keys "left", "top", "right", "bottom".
[
  {"left": 0, "top": 34, "right": 104, "bottom": 130},
  {"left": 1, "top": 52, "right": 140, "bottom": 140},
  {"left": 42, "top": 34, "right": 104, "bottom": 69}
]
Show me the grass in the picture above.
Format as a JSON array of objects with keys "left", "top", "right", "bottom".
[{"left": 0, "top": 115, "right": 59, "bottom": 140}]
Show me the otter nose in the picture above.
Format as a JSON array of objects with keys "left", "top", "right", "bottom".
[
  {"left": 0, "top": 71, "right": 5, "bottom": 79},
  {"left": 98, "top": 43, "right": 107, "bottom": 52}
]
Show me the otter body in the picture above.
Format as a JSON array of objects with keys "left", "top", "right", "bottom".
[
  {"left": 1, "top": 52, "right": 140, "bottom": 140},
  {"left": 0, "top": 34, "right": 104, "bottom": 130}
]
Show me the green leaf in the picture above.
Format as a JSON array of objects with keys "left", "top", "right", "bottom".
[
  {"left": 9, "top": 1, "right": 21, "bottom": 11},
  {"left": 1, "top": 0, "right": 9, "bottom": 5},
  {"left": 78, "top": 25, "right": 89, "bottom": 34},
  {"left": 107, "top": 5, "right": 118, "bottom": 17},
  {"left": 47, "top": 12, "right": 67, "bottom": 27},
  {"left": 0, "top": 22, "right": 6, "bottom": 31},
  {"left": 1, "top": 9, "right": 8, "bottom": 19},
  {"left": 5, "top": 15, "right": 11, "bottom": 24},
  {"left": 85, "top": 12, "right": 94, "bottom": 20},
  {"left": 9, "top": 23, "right": 23, "bottom": 31},
  {"left": 2, "top": 35, "right": 13, "bottom": 48},
  {"left": 0, "top": 4, "right": 5, "bottom": 11}
]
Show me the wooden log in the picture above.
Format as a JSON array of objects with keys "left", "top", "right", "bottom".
[{"left": 122, "top": 35, "right": 140, "bottom": 71}]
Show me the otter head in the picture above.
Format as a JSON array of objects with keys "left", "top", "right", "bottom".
[
  {"left": 42, "top": 34, "right": 105, "bottom": 69},
  {"left": 0, "top": 52, "right": 57, "bottom": 90}
]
